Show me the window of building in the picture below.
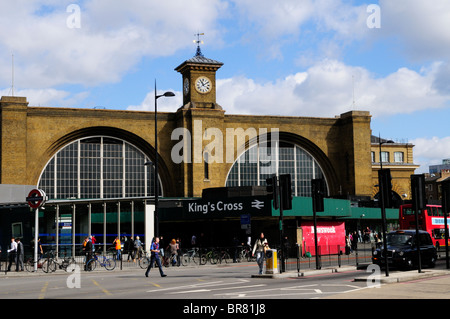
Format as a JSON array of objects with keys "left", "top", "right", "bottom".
[
  {"left": 394, "top": 151, "right": 404, "bottom": 163},
  {"left": 226, "top": 141, "right": 326, "bottom": 197},
  {"left": 371, "top": 151, "right": 375, "bottom": 163},
  {"left": 380, "top": 151, "right": 389, "bottom": 163},
  {"left": 38, "top": 136, "right": 161, "bottom": 200}
]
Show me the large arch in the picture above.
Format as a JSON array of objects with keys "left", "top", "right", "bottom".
[
  {"left": 226, "top": 131, "right": 339, "bottom": 196},
  {"left": 40, "top": 126, "right": 175, "bottom": 198}
]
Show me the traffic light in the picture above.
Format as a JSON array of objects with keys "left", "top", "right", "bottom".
[
  {"left": 411, "top": 174, "right": 426, "bottom": 212},
  {"left": 266, "top": 175, "right": 279, "bottom": 210},
  {"left": 311, "top": 178, "right": 325, "bottom": 212},
  {"left": 378, "top": 169, "right": 393, "bottom": 208},
  {"left": 280, "top": 174, "right": 293, "bottom": 210}
]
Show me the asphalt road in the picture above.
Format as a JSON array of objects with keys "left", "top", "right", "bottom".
[
  {"left": 1, "top": 259, "right": 449, "bottom": 318},
  {"left": 0, "top": 262, "right": 371, "bottom": 299}
]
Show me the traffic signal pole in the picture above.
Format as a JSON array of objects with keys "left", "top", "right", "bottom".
[{"left": 441, "top": 180, "right": 449, "bottom": 269}]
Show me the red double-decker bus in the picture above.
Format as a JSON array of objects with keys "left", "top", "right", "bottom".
[{"left": 399, "top": 203, "right": 450, "bottom": 250}]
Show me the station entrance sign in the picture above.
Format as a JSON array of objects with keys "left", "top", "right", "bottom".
[{"left": 26, "top": 189, "right": 47, "bottom": 209}]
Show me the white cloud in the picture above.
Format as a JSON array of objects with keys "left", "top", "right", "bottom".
[
  {"left": 0, "top": 87, "right": 89, "bottom": 107},
  {"left": 411, "top": 136, "right": 450, "bottom": 173},
  {"left": 0, "top": 0, "right": 227, "bottom": 88},
  {"left": 380, "top": 0, "right": 450, "bottom": 61},
  {"left": 213, "top": 59, "right": 450, "bottom": 118}
]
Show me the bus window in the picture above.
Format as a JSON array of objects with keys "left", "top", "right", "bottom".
[
  {"left": 437, "top": 207, "right": 443, "bottom": 216},
  {"left": 431, "top": 207, "right": 438, "bottom": 216}
]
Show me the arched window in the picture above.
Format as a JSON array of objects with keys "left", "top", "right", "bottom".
[
  {"left": 38, "top": 136, "right": 161, "bottom": 199},
  {"left": 226, "top": 141, "right": 327, "bottom": 197}
]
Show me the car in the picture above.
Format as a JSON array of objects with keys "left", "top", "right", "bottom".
[{"left": 372, "top": 230, "right": 437, "bottom": 270}]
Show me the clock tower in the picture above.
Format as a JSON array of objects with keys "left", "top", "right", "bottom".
[{"left": 175, "top": 45, "right": 223, "bottom": 110}]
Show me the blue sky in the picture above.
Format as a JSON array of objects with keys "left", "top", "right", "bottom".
[{"left": 1, "top": 0, "right": 449, "bottom": 173}]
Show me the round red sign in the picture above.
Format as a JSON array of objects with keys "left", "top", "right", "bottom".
[{"left": 26, "top": 189, "right": 46, "bottom": 209}]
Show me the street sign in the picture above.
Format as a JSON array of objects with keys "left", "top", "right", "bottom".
[{"left": 26, "top": 189, "right": 46, "bottom": 209}]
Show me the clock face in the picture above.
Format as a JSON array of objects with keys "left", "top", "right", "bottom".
[
  {"left": 183, "top": 78, "right": 189, "bottom": 95},
  {"left": 195, "top": 76, "right": 212, "bottom": 94}
]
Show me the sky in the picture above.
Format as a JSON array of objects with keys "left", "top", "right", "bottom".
[{"left": 0, "top": 0, "right": 449, "bottom": 173}]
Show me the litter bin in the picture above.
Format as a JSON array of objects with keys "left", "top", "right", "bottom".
[{"left": 265, "top": 249, "right": 278, "bottom": 274}]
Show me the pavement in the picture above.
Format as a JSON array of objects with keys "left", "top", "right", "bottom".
[{"left": 252, "top": 262, "right": 450, "bottom": 284}]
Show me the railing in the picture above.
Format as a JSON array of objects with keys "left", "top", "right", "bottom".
[
  {"left": 279, "top": 242, "right": 375, "bottom": 272},
  {"left": 0, "top": 242, "right": 376, "bottom": 274}
]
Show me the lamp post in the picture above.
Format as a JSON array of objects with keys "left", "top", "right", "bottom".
[
  {"left": 378, "top": 134, "right": 393, "bottom": 277},
  {"left": 145, "top": 81, "right": 174, "bottom": 238}
]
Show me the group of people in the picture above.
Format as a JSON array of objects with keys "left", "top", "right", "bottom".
[
  {"left": 2, "top": 237, "right": 26, "bottom": 272},
  {"left": 346, "top": 227, "right": 383, "bottom": 254}
]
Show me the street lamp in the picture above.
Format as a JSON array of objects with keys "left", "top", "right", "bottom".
[
  {"left": 378, "top": 134, "right": 394, "bottom": 277},
  {"left": 145, "top": 81, "right": 175, "bottom": 238}
]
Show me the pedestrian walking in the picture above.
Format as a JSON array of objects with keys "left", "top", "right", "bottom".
[
  {"left": 168, "top": 239, "right": 178, "bottom": 266},
  {"left": 7, "top": 237, "right": 17, "bottom": 272},
  {"left": 145, "top": 237, "right": 167, "bottom": 277},
  {"left": 16, "top": 238, "right": 24, "bottom": 271},
  {"left": 252, "top": 232, "right": 268, "bottom": 275}
]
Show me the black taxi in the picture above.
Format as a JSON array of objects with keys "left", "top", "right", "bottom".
[{"left": 372, "top": 230, "right": 437, "bottom": 270}]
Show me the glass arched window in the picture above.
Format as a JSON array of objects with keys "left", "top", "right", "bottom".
[
  {"left": 38, "top": 136, "right": 161, "bottom": 200},
  {"left": 226, "top": 141, "right": 326, "bottom": 197}
]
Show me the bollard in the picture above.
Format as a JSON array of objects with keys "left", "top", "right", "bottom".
[{"left": 265, "top": 249, "right": 278, "bottom": 274}]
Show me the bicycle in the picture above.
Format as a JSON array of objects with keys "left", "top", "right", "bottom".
[
  {"left": 52, "top": 251, "right": 76, "bottom": 272},
  {"left": 181, "top": 247, "right": 201, "bottom": 266},
  {"left": 215, "top": 248, "right": 232, "bottom": 264},
  {"left": 138, "top": 251, "right": 150, "bottom": 269},
  {"left": 86, "top": 253, "right": 116, "bottom": 271},
  {"left": 26, "top": 251, "right": 55, "bottom": 273},
  {"left": 201, "top": 248, "right": 217, "bottom": 265},
  {"left": 239, "top": 245, "right": 256, "bottom": 262},
  {"left": 25, "top": 255, "right": 44, "bottom": 272}
]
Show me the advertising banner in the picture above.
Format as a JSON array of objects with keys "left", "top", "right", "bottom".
[{"left": 300, "top": 221, "right": 346, "bottom": 256}]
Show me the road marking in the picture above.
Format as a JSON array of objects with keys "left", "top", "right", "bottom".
[
  {"left": 91, "top": 279, "right": 112, "bottom": 296},
  {"left": 168, "top": 284, "right": 266, "bottom": 295},
  {"left": 147, "top": 279, "right": 251, "bottom": 293},
  {"left": 38, "top": 282, "right": 49, "bottom": 299},
  {"left": 150, "top": 282, "right": 161, "bottom": 288}
]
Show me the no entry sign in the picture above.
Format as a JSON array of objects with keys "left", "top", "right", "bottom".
[{"left": 26, "top": 189, "right": 47, "bottom": 209}]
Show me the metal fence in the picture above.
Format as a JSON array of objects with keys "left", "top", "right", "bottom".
[
  {"left": 280, "top": 242, "right": 375, "bottom": 272},
  {"left": 0, "top": 242, "right": 375, "bottom": 274}
]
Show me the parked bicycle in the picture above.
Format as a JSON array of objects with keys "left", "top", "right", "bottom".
[
  {"left": 239, "top": 245, "right": 256, "bottom": 262},
  {"left": 138, "top": 251, "right": 150, "bottom": 269},
  {"left": 25, "top": 255, "right": 45, "bottom": 272},
  {"left": 181, "top": 247, "right": 201, "bottom": 266},
  {"left": 215, "top": 248, "right": 232, "bottom": 264},
  {"left": 86, "top": 252, "right": 116, "bottom": 271},
  {"left": 52, "top": 251, "right": 76, "bottom": 272},
  {"left": 25, "top": 251, "right": 54, "bottom": 273},
  {"left": 201, "top": 248, "right": 218, "bottom": 265}
]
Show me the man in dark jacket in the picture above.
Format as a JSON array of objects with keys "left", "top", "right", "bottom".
[
  {"left": 83, "top": 237, "right": 93, "bottom": 270},
  {"left": 16, "top": 238, "right": 24, "bottom": 271}
]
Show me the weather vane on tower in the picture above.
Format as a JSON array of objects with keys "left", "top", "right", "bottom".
[{"left": 194, "top": 32, "right": 205, "bottom": 57}]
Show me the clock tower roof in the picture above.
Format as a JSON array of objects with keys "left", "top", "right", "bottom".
[{"left": 175, "top": 48, "right": 223, "bottom": 73}]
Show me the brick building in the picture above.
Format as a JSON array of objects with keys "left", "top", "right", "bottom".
[{"left": 0, "top": 50, "right": 414, "bottom": 254}]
